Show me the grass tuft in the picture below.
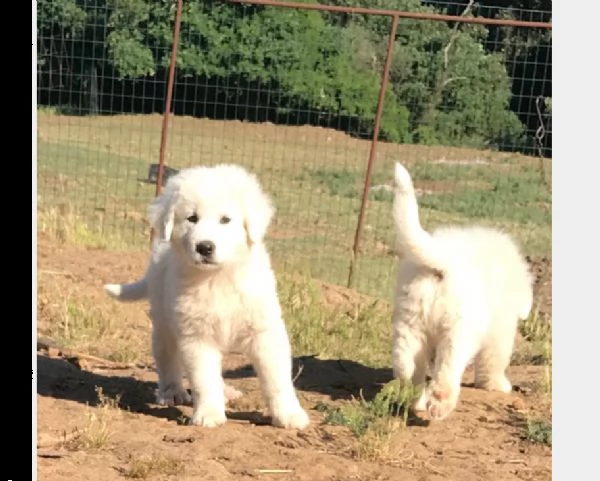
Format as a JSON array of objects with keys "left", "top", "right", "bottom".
[
  {"left": 64, "top": 386, "right": 121, "bottom": 450},
  {"left": 524, "top": 417, "right": 552, "bottom": 446},
  {"left": 120, "top": 454, "right": 184, "bottom": 479},
  {"left": 318, "top": 380, "right": 420, "bottom": 437},
  {"left": 514, "top": 307, "right": 552, "bottom": 376},
  {"left": 317, "top": 380, "right": 421, "bottom": 460}
]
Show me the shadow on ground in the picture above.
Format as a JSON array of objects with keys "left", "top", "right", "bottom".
[
  {"left": 38, "top": 354, "right": 431, "bottom": 426},
  {"left": 224, "top": 355, "right": 394, "bottom": 402},
  {"left": 37, "top": 355, "right": 186, "bottom": 422}
]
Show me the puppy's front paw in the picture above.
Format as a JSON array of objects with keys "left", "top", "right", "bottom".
[
  {"left": 189, "top": 406, "right": 227, "bottom": 428},
  {"left": 271, "top": 404, "right": 310, "bottom": 430},
  {"left": 155, "top": 385, "right": 192, "bottom": 406},
  {"left": 425, "top": 384, "right": 458, "bottom": 421}
]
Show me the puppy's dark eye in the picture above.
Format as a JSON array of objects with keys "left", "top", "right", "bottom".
[
  {"left": 187, "top": 214, "right": 199, "bottom": 224},
  {"left": 220, "top": 215, "right": 231, "bottom": 225}
]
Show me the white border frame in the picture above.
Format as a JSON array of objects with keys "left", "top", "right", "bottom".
[{"left": 553, "top": 1, "right": 600, "bottom": 477}]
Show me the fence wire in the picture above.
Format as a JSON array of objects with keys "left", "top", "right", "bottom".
[{"left": 36, "top": 0, "right": 552, "bottom": 299}]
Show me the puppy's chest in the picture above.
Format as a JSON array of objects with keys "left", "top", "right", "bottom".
[{"left": 173, "top": 284, "right": 259, "bottom": 341}]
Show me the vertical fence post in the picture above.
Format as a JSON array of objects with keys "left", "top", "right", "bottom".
[
  {"left": 151, "top": 0, "right": 184, "bottom": 244},
  {"left": 347, "top": 14, "right": 399, "bottom": 289}
]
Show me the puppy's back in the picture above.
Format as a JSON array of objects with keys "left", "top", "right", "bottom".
[{"left": 432, "top": 226, "right": 533, "bottom": 320}]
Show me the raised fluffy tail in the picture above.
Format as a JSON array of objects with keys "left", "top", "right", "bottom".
[
  {"left": 104, "top": 279, "right": 148, "bottom": 302},
  {"left": 392, "top": 162, "right": 445, "bottom": 273}
]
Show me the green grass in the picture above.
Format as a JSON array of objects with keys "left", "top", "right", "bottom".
[
  {"left": 519, "top": 308, "right": 552, "bottom": 397},
  {"left": 524, "top": 418, "right": 552, "bottom": 446},
  {"left": 317, "top": 380, "right": 420, "bottom": 437},
  {"left": 37, "top": 111, "right": 551, "bottom": 298},
  {"left": 37, "top": 277, "right": 150, "bottom": 362},
  {"left": 315, "top": 379, "right": 421, "bottom": 460},
  {"left": 514, "top": 307, "right": 553, "bottom": 372},
  {"left": 301, "top": 161, "right": 550, "bottom": 235},
  {"left": 279, "top": 272, "right": 393, "bottom": 367}
]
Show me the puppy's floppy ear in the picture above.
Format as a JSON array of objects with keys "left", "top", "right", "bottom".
[
  {"left": 243, "top": 182, "right": 274, "bottom": 246},
  {"left": 147, "top": 183, "right": 178, "bottom": 241}
]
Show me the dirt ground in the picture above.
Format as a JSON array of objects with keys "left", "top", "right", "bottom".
[{"left": 36, "top": 234, "right": 551, "bottom": 481}]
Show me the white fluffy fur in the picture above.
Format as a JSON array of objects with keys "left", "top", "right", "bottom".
[
  {"left": 391, "top": 162, "right": 533, "bottom": 421},
  {"left": 105, "top": 164, "right": 309, "bottom": 430}
]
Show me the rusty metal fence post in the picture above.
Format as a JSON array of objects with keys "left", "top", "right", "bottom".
[
  {"left": 347, "top": 14, "right": 399, "bottom": 289},
  {"left": 156, "top": 0, "right": 184, "bottom": 198},
  {"left": 150, "top": 0, "right": 184, "bottom": 245}
]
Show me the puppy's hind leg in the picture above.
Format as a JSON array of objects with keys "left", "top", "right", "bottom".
[
  {"left": 474, "top": 326, "right": 516, "bottom": 393},
  {"left": 392, "top": 324, "right": 428, "bottom": 385},
  {"left": 248, "top": 325, "right": 309, "bottom": 430},
  {"left": 152, "top": 324, "right": 191, "bottom": 406},
  {"left": 424, "top": 324, "right": 478, "bottom": 421},
  {"left": 392, "top": 323, "right": 429, "bottom": 411}
]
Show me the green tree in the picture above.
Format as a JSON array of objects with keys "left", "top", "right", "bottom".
[{"left": 37, "top": 0, "right": 545, "bottom": 151}]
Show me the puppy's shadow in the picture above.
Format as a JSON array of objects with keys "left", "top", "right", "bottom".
[
  {"left": 38, "top": 354, "right": 430, "bottom": 427},
  {"left": 36, "top": 355, "right": 185, "bottom": 423},
  {"left": 224, "top": 355, "right": 430, "bottom": 427},
  {"left": 36, "top": 355, "right": 291, "bottom": 426},
  {"left": 225, "top": 354, "right": 393, "bottom": 401}
]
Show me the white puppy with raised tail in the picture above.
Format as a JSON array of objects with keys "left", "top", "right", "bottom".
[
  {"left": 104, "top": 164, "right": 309, "bottom": 430},
  {"left": 391, "top": 162, "right": 533, "bottom": 421}
]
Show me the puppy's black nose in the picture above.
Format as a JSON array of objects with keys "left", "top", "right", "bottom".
[{"left": 195, "top": 241, "right": 215, "bottom": 257}]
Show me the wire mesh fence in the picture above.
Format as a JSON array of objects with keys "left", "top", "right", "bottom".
[{"left": 36, "top": 0, "right": 552, "bottom": 299}]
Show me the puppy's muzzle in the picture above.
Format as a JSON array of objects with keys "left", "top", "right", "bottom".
[{"left": 196, "top": 240, "right": 215, "bottom": 258}]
